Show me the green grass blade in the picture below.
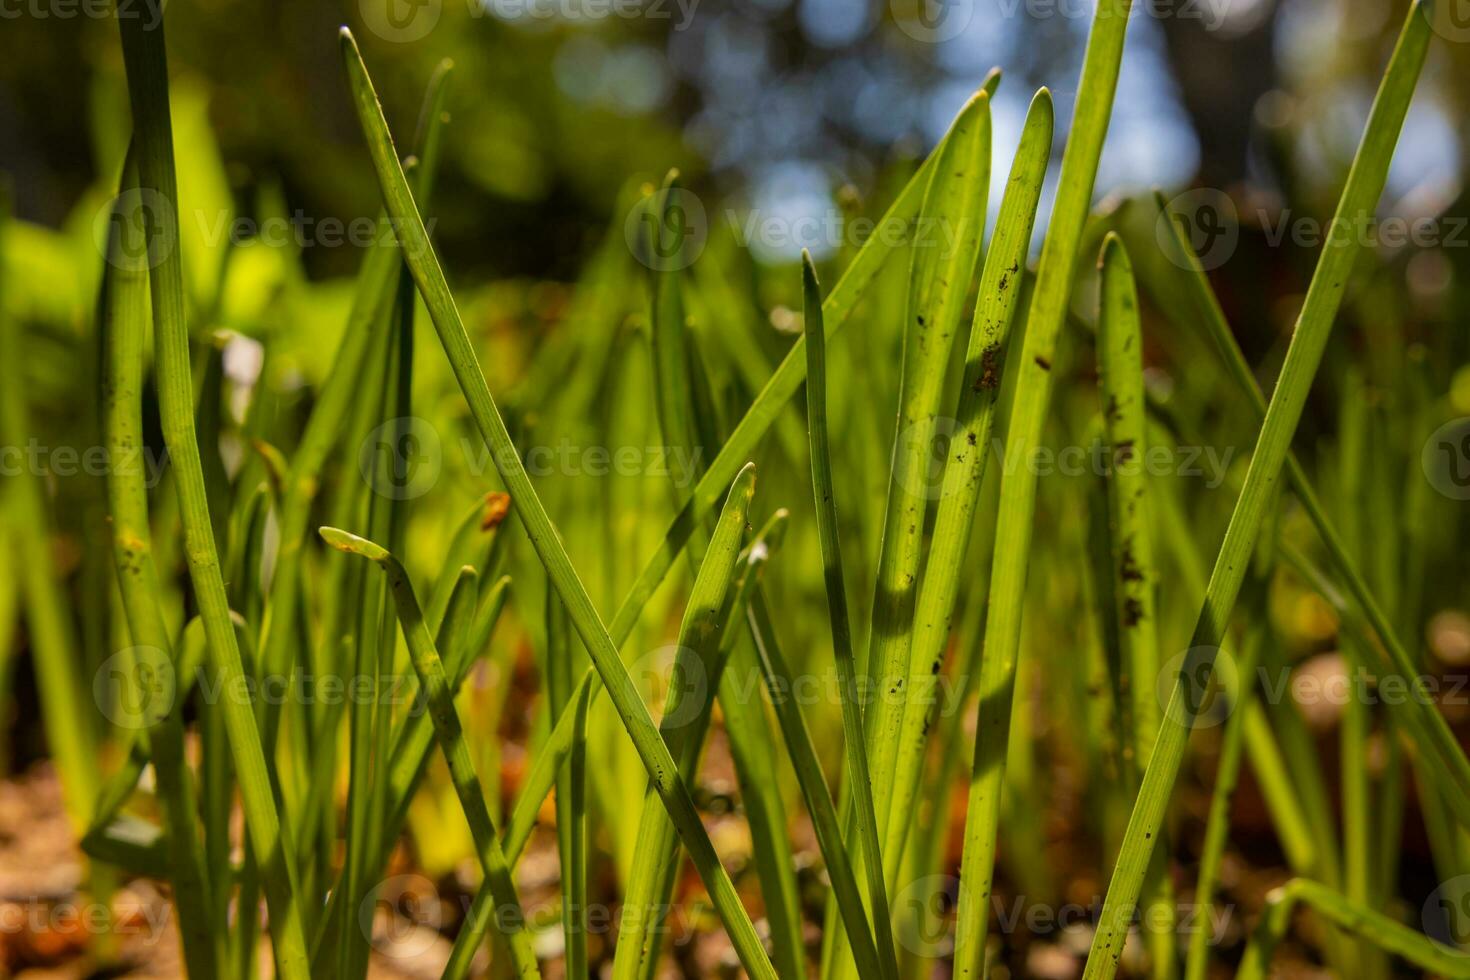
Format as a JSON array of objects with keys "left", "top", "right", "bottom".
[
  {"left": 613, "top": 464, "right": 756, "bottom": 980},
  {"left": 1097, "top": 235, "right": 1175, "bottom": 977},
  {"left": 802, "top": 253, "right": 900, "bottom": 980},
  {"left": 952, "top": 2, "right": 1135, "bottom": 975},
  {"left": 321, "top": 528, "right": 541, "bottom": 978},
  {"left": 1236, "top": 879, "right": 1470, "bottom": 980},
  {"left": 1152, "top": 181, "right": 1470, "bottom": 821},
  {"left": 99, "top": 155, "right": 218, "bottom": 979},
  {"left": 114, "top": 6, "right": 311, "bottom": 975},
  {"left": 886, "top": 87, "right": 1053, "bottom": 872},
  {"left": 1082, "top": 6, "right": 1434, "bottom": 976},
  {"left": 745, "top": 591, "right": 888, "bottom": 978},
  {"left": 338, "top": 31, "right": 777, "bottom": 977},
  {"left": 862, "top": 93, "right": 991, "bottom": 886}
]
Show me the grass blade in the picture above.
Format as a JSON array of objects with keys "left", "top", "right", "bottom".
[
  {"left": 114, "top": 5, "right": 312, "bottom": 974},
  {"left": 612, "top": 463, "right": 757, "bottom": 979},
  {"left": 1236, "top": 879, "right": 1470, "bottom": 980},
  {"left": 862, "top": 91, "right": 991, "bottom": 884},
  {"left": 1082, "top": 6, "right": 1434, "bottom": 976},
  {"left": 802, "top": 253, "right": 900, "bottom": 980},
  {"left": 952, "top": 2, "right": 1135, "bottom": 975},
  {"left": 338, "top": 30, "right": 777, "bottom": 977},
  {"left": 1096, "top": 234, "right": 1175, "bottom": 977},
  {"left": 99, "top": 154, "right": 218, "bottom": 979},
  {"left": 321, "top": 528, "right": 541, "bottom": 977},
  {"left": 886, "top": 86, "right": 1054, "bottom": 871}
]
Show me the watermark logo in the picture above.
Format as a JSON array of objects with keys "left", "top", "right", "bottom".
[
  {"left": 1423, "top": 875, "right": 1470, "bottom": 947},
  {"left": 1157, "top": 188, "right": 1238, "bottom": 271},
  {"left": 627, "top": 644, "right": 707, "bottom": 730},
  {"left": 94, "top": 187, "right": 175, "bottom": 272},
  {"left": 891, "top": 0, "right": 974, "bottom": 43},
  {"left": 359, "top": 416, "right": 443, "bottom": 501},
  {"left": 893, "top": 874, "right": 956, "bottom": 956},
  {"left": 1423, "top": 417, "right": 1470, "bottom": 501},
  {"left": 894, "top": 416, "right": 960, "bottom": 501},
  {"left": 627, "top": 187, "right": 708, "bottom": 271},
  {"left": 94, "top": 645, "right": 176, "bottom": 730},
  {"left": 1158, "top": 645, "right": 1237, "bottom": 729},
  {"left": 1429, "top": 0, "right": 1470, "bottom": 44},
  {"left": 359, "top": 0, "right": 441, "bottom": 42},
  {"left": 359, "top": 874, "right": 443, "bottom": 958}
]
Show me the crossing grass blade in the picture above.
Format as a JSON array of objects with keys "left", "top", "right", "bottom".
[
  {"left": 613, "top": 463, "right": 756, "bottom": 980},
  {"left": 952, "top": 3, "right": 1135, "bottom": 976},
  {"left": 338, "top": 30, "right": 778, "bottom": 978},
  {"left": 114, "top": 5, "right": 312, "bottom": 974},
  {"left": 1152, "top": 181, "right": 1470, "bottom": 822},
  {"left": 886, "top": 86, "right": 1054, "bottom": 872},
  {"left": 1235, "top": 879, "right": 1470, "bottom": 980},
  {"left": 1082, "top": 5, "right": 1434, "bottom": 976},
  {"left": 320, "top": 527, "right": 541, "bottom": 978},
  {"left": 802, "top": 252, "right": 900, "bottom": 980},
  {"left": 861, "top": 90, "right": 990, "bottom": 883}
]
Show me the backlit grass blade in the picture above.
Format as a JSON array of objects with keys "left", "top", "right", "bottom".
[
  {"left": 1152, "top": 183, "right": 1470, "bottom": 822},
  {"left": 862, "top": 92, "right": 991, "bottom": 887},
  {"left": 114, "top": 5, "right": 312, "bottom": 974},
  {"left": 802, "top": 253, "right": 899, "bottom": 980},
  {"left": 458, "top": 74, "right": 1008, "bottom": 873},
  {"left": 886, "top": 87, "right": 1054, "bottom": 871},
  {"left": 546, "top": 587, "right": 589, "bottom": 980},
  {"left": 338, "top": 31, "right": 777, "bottom": 977},
  {"left": 320, "top": 527, "right": 541, "bottom": 978},
  {"left": 1182, "top": 619, "right": 1265, "bottom": 980},
  {"left": 953, "top": 2, "right": 1135, "bottom": 975},
  {"left": 99, "top": 156, "right": 217, "bottom": 979},
  {"left": 745, "top": 589, "right": 889, "bottom": 978},
  {"left": 1096, "top": 234, "right": 1175, "bottom": 977},
  {"left": 446, "top": 513, "right": 787, "bottom": 980},
  {"left": 1236, "top": 879, "right": 1470, "bottom": 980},
  {"left": 258, "top": 61, "right": 452, "bottom": 763},
  {"left": 613, "top": 463, "right": 756, "bottom": 980},
  {"left": 1083, "top": 6, "right": 1434, "bottom": 976}
]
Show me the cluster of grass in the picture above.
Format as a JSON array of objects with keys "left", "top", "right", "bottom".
[{"left": 4, "top": 0, "right": 1470, "bottom": 977}]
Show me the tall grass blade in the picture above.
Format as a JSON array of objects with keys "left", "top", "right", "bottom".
[
  {"left": 338, "top": 31, "right": 777, "bottom": 977},
  {"left": 952, "top": 2, "right": 1135, "bottom": 975},
  {"left": 802, "top": 252, "right": 900, "bottom": 980},
  {"left": 114, "top": 5, "right": 312, "bottom": 974},
  {"left": 320, "top": 528, "right": 541, "bottom": 978},
  {"left": 1083, "top": 6, "right": 1434, "bottom": 976}
]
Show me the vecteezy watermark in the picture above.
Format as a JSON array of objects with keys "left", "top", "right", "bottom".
[
  {"left": 93, "top": 195, "right": 435, "bottom": 270},
  {"left": 889, "top": 0, "right": 1235, "bottom": 45},
  {"left": 360, "top": 874, "right": 444, "bottom": 960},
  {"left": 1157, "top": 645, "right": 1238, "bottom": 729},
  {"left": 0, "top": 896, "right": 175, "bottom": 946},
  {"left": 93, "top": 657, "right": 444, "bottom": 729},
  {"left": 356, "top": 417, "right": 706, "bottom": 500},
  {"left": 626, "top": 186, "right": 708, "bottom": 272},
  {"left": 1429, "top": 0, "right": 1470, "bottom": 45},
  {"left": 0, "top": 439, "right": 169, "bottom": 487},
  {"left": 891, "top": 876, "right": 1234, "bottom": 957},
  {"left": 1423, "top": 417, "right": 1470, "bottom": 501},
  {"left": 358, "top": 874, "right": 712, "bottom": 960},
  {"left": 1423, "top": 875, "right": 1470, "bottom": 947},
  {"left": 1157, "top": 188, "right": 1470, "bottom": 271},
  {"left": 358, "top": 0, "right": 697, "bottom": 43},
  {"left": 0, "top": 0, "right": 165, "bottom": 27},
  {"left": 895, "top": 426, "right": 1237, "bottom": 501},
  {"left": 94, "top": 187, "right": 176, "bottom": 273}
]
